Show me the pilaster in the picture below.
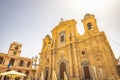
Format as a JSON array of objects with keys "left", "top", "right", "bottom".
[{"left": 68, "top": 44, "right": 73, "bottom": 78}]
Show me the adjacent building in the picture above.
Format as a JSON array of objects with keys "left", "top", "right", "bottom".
[
  {"left": 37, "top": 14, "right": 119, "bottom": 80},
  {"left": 117, "top": 57, "right": 120, "bottom": 77},
  {"left": 0, "top": 42, "right": 35, "bottom": 80}
]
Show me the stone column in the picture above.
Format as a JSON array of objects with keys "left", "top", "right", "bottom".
[
  {"left": 49, "top": 50, "right": 52, "bottom": 80},
  {"left": 72, "top": 43, "right": 79, "bottom": 79},
  {"left": 52, "top": 49, "right": 55, "bottom": 80},
  {"left": 68, "top": 44, "right": 73, "bottom": 78}
]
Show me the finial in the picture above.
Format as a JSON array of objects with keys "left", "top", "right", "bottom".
[{"left": 61, "top": 18, "right": 64, "bottom": 22}]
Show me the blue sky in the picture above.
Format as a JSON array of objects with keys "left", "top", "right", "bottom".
[{"left": 0, "top": 0, "right": 120, "bottom": 58}]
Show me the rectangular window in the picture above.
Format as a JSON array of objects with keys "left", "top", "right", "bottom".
[
  {"left": 61, "top": 35, "right": 64, "bottom": 42},
  {"left": 59, "top": 31, "right": 66, "bottom": 45}
]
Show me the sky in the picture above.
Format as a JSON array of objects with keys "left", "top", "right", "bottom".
[{"left": 0, "top": 0, "right": 120, "bottom": 59}]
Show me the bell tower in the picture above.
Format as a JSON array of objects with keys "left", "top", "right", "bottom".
[
  {"left": 81, "top": 14, "right": 99, "bottom": 35},
  {"left": 42, "top": 35, "right": 52, "bottom": 50},
  {"left": 8, "top": 42, "right": 22, "bottom": 56}
]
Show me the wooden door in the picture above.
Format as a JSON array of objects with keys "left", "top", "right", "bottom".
[
  {"left": 45, "top": 70, "right": 49, "bottom": 80},
  {"left": 60, "top": 62, "right": 66, "bottom": 80},
  {"left": 84, "top": 66, "right": 91, "bottom": 79}
]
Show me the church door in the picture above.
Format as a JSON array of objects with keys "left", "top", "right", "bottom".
[
  {"left": 83, "top": 66, "right": 91, "bottom": 79},
  {"left": 45, "top": 70, "right": 49, "bottom": 80},
  {"left": 60, "top": 62, "right": 66, "bottom": 80}
]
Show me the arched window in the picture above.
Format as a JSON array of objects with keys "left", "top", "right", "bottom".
[
  {"left": 0, "top": 57, "right": 3, "bottom": 64},
  {"left": 27, "top": 61, "right": 31, "bottom": 67},
  {"left": 87, "top": 23, "right": 93, "bottom": 30},
  {"left": 8, "top": 59, "right": 14, "bottom": 68},
  {"left": 19, "top": 60, "right": 24, "bottom": 66},
  {"left": 15, "top": 46, "right": 18, "bottom": 50}
]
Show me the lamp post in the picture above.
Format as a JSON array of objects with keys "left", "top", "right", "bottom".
[{"left": 32, "top": 55, "right": 38, "bottom": 80}]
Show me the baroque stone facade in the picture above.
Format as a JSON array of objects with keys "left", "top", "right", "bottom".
[
  {"left": 37, "top": 14, "right": 119, "bottom": 80},
  {"left": 117, "top": 57, "right": 120, "bottom": 77},
  {"left": 0, "top": 42, "right": 35, "bottom": 80}
]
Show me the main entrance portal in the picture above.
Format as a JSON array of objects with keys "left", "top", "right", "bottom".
[
  {"left": 45, "top": 70, "right": 49, "bottom": 80},
  {"left": 60, "top": 62, "right": 66, "bottom": 80},
  {"left": 83, "top": 66, "right": 91, "bottom": 79}
]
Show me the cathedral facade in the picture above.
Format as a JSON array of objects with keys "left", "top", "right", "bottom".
[{"left": 37, "top": 14, "right": 119, "bottom": 80}]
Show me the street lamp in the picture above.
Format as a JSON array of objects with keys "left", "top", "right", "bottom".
[{"left": 32, "top": 55, "right": 38, "bottom": 80}]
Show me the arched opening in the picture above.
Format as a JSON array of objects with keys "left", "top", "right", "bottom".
[
  {"left": 45, "top": 70, "right": 49, "bottom": 80},
  {"left": 3, "top": 70, "right": 11, "bottom": 80},
  {"left": 15, "top": 46, "right": 18, "bottom": 50},
  {"left": 27, "top": 61, "right": 30, "bottom": 67},
  {"left": 8, "top": 59, "right": 14, "bottom": 68},
  {"left": 19, "top": 60, "right": 24, "bottom": 66},
  {"left": 25, "top": 71, "right": 29, "bottom": 76},
  {"left": 0, "top": 57, "right": 3, "bottom": 64},
  {"left": 87, "top": 23, "right": 93, "bottom": 30},
  {"left": 4, "top": 76, "right": 10, "bottom": 80},
  {"left": 60, "top": 62, "right": 66, "bottom": 80}
]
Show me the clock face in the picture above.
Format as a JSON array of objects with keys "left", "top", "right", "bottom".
[{"left": 13, "top": 52, "right": 17, "bottom": 55}]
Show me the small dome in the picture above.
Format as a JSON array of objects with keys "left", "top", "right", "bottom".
[{"left": 84, "top": 13, "right": 91, "bottom": 18}]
